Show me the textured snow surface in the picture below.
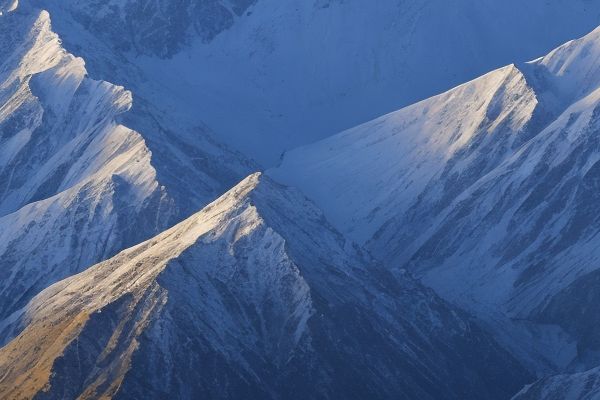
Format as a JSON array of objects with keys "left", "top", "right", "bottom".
[
  {"left": 0, "top": 9, "right": 166, "bottom": 321},
  {"left": 272, "top": 24, "right": 600, "bottom": 374},
  {"left": 0, "top": 7, "right": 253, "bottom": 322},
  {"left": 271, "top": 64, "right": 539, "bottom": 243},
  {"left": 512, "top": 366, "right": 600, "bottom": 400},
  {"left": 29, "top": 0, "right": 600, "bottom": 164},
  {"left": 0, "top": 173, "right": 529, "bottom": 399},
  {"left": 3, "top": 1, "right": 600, "bottom": 398}
]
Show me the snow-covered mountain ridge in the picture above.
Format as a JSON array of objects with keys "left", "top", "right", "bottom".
[
  {"left": 28, "top": 0, "right": 600, "bottom": 164},
  {"left": 0, "top": 173, "right": 530, "bottom": 399},
  {"left": 2, "top": 1, "right": 600, "bottom": 398},
  {"left": 512, "top": 366, "right": 600, "bottom": 400},
  {"left": 0, "top": 6, "right": 253, "bottom": 322},
  {"left": 271, "top": 22, "right": 600, "bottom": 378},
  {"left": 271, "top": 63, "right": 540, "bottom": 243}
]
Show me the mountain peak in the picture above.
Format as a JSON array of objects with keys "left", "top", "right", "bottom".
[
  {"left": 270, "top": 61, "right": 538, "bottom": 243},
  {"left": 0, "top": 173, "right": 529, "bottom": 399},
  {"left": 5, "top": 2, "right": 600, "bottom": 398},
  {"left": 269, "top": 20, "right": 600, "bottom": 377},
  {"left": 528, "top": 24, "right": 600, "bottom": 109},
  {"left": 0, "top": 0, "right": 18, "bottom": 14}
]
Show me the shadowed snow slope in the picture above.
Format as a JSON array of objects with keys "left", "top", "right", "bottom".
[
  {"left": 271, "top": 25, "right": 600, "bottom": 373},
  {"left": 512, "top": 366, "right": 600, "bottom": 400},
  {"left": 3, "top": 2, "right": 600, "bottom": 399},
  {"left": 0, "top": 174, "right": 529, "bottom": 400},
  {"left": 0, "top": 7, "right": 253, "bottom": 322},
  {"left": 28, "top": 0, "right": 600, "bottom": 164}
]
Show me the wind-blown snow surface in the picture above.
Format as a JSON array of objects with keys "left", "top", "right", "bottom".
[
  {"left": 0, "top": 174, "right": 529, "bottom": 400},
  {"left": 0, "top": 7, "right": 253, "bottom": 322},
  {"left": 29, "top": 0, "right": 600, "bottom": 164},
  {"left": 271, "top": 25, "right": 600, "bottom": 373},
  {"left": 1, "top": 2, "right": 600, "bottom": 398},
  {"left": 512, "top": 366, "right": 600, "bottom": 400}
]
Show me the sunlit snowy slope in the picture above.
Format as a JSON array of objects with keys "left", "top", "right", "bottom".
[
  {"left": 30, "top": 0, "right": 600, "bottom": 164},
  {"left": 0, "top": 174, "right": 529, "bottom": 399},
  {"left": 3, "top": 1, "right": 600, "bottom": 399},
  {"left": 0, "top": 6, "right": 253, "bottom": 322},
  {"left": 271, "top": 24, "right": 600, "bottom": 375}
]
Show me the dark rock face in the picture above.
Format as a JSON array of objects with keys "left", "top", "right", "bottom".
[
  {"left": 536, "top": 268, "right": 600, "bottom": 366},
  {"left": 44, "top": 0, "right": 258, "bottom": 58}
]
